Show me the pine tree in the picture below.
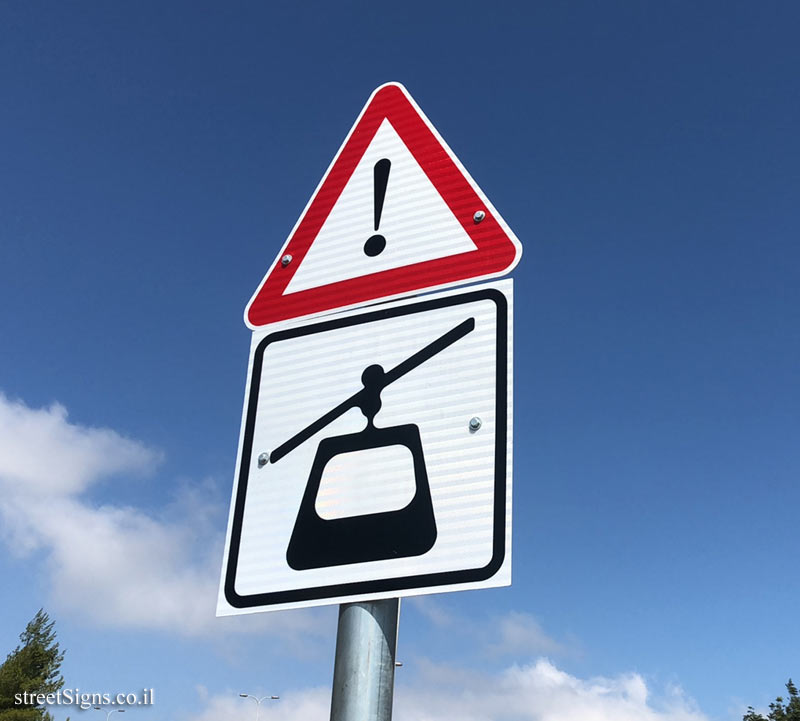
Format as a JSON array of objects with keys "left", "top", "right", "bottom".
[
  {"left": 744, "top": 680, "right": 800, "bottom": 721},
  {"left": 0, "top": 610, "right": 65, "bottom": 721}
]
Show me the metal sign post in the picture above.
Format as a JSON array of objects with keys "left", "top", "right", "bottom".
[{"left": 330, "top": 599, "right": 400, "bottom": 721}]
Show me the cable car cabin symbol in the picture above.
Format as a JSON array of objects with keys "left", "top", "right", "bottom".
[{"left": 267, "top": 317, "right": 476, "bottom": 570}]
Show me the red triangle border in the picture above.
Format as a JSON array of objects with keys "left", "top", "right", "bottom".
[{"left": 246, "top": 83, "right": 521, "bottom": 327}]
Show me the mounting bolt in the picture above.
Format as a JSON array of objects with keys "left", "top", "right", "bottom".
[
  {"left": 473, "top": 210, "right": 486, "bottom": 223},
  {"left": 257, "top": 452, "right": 269, "bottom": 468},
  {"left": 469, "top": 416, "right": 482, "bottom": 432},
  {"left": 281, "top": 254, "right": 293, "bottom": 267}
]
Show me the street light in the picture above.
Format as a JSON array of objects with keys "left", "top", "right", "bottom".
[
  {"left": 239, "top": 693, "right": 279, "bottom": 721},
  {"left": 93, "top": 707, "right": 125, "bottom": 721}
]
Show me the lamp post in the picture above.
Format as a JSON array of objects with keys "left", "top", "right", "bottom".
[
  {"left": 239, "top": 693, "right": 279, "bottom": 721},
  {"left": 93, "top": 707, "right": 125, "bottom": 721}
]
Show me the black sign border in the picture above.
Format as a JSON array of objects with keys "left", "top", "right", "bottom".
[{"left": 224, "top": 286, "right": 508, "bottom": 608}]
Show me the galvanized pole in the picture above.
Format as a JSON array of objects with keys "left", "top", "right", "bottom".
[{"left": 329, "top": 598, "right": 400, "bottom": 721}]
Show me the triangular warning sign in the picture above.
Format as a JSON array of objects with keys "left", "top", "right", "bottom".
[{"left": 245, "top": 82, "right": 522, "bottom": 327}]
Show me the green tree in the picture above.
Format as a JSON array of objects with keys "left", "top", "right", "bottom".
[
  {"left": 0, "top": 610, "right": 65, "bottom": 721},
  {"left": 744, "top": 680, "right": 800, "bottom": 721}
]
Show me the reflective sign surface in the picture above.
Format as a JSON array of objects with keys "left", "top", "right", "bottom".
[{"left": 218, "top": 280, "right": 513, "bottom": 613}]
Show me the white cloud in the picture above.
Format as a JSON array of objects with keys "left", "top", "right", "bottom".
[
  {"left": 407, "top": 599, "right": 573, "bottom": 659},
  {"left": 406, "top": 595, "right": 458, "bottom": 628},
  {"left": 397, "top": 659, "right": 708, "bottom": 721},
  {"left": 485, "top": 610, "right": 572, "bottom": 658},
  {"left": 0, "top": 394, "right": 160, "bottom": 498},
  {"left": 189, "top": 659, "right": 709, "bottom": 721},
  {"left": 0, "top": 392, "right": 329, "bottom": 640}
]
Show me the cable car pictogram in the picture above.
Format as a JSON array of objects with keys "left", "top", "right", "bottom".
[{"left": 268, "top": 317, "right": 475, "bottom": 570}]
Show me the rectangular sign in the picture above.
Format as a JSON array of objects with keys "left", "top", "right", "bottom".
[{"left": 217, "top": 279, "right": 513, "bottom": 613}]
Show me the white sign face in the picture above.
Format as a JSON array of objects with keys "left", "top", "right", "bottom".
[{"left": 218, "top": 280, "right": 512, "bottom": 614}]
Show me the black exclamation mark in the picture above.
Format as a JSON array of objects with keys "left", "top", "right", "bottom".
[{"left": 364, "top": 158, "right": 391, "bottom": 257}]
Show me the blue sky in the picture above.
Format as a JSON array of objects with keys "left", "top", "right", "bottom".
[{"left": 1, "top": 2, "right": 798, "bottom": 720}]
